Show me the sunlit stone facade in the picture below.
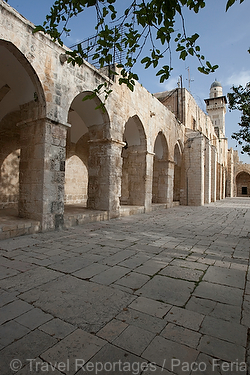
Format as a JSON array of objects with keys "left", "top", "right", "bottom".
[{"left": 0, "top": 0, "right": 249, "bottom": 238}]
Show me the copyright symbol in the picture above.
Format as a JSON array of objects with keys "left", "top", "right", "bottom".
[{"left": 10, "top": 359, "right": 22, "bottom": 372}]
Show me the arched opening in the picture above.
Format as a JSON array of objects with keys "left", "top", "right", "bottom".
[
  {"left": 66, "top": 91, "right": 110, "bottom": 212},
  {"left": 152, "top": 132, "right": 169, "bottom": 203},
  {"left": 173, "top": 142, "right": 182, "bottom": 202},
  {"left": 65, "top": 155, "right": 88, "bottom": 205},
  {"left": 0, "top": 149, "right": 20, "bottom": 210},
  {"left": 0, "top": 40, "right": 45, "bottom": 227},
  {"left": 120, "top": 115, "right": 147, "bottom": 206},
  {"left": 236, "top": 172, "right": 250, "bottom": 197}
]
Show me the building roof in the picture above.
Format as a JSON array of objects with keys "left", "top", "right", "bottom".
[
  {"left": 210, "top": 80, "right": 222, "bottom": 89},
  {"left": 204, "top": 95, "right": 227, "bottom": 104}
]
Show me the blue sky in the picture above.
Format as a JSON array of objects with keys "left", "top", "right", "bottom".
[{"left": 6, "top": 0, "right": 250, "bottom": 163}]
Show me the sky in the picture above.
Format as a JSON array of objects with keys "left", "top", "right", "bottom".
[{"left": 6, "top": 0, "right": 250, "bottom": 163}]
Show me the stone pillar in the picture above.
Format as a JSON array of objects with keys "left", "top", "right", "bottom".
[
  {"left": 210, "top": 146, "right": 217, "bottom": 202},
  {"left": 167, "top": 160, "right": 175, "bottom": 207},
  {"left": 18, "top": 118, "right": 68, "bottom": 231},
  {"left": 184, "top": 133, "right": 204, "bottom": 206},
  {"left": 204, "top": 140, "right": 211, "bottom": 204},
  {"left": 216, "top": 163, "right": 222, "bottom": 200},
  {"left": 222, "top": 166, "right": 226, "bottom": 199},
  {"left": 145, "top": 151, "right": 154, "bottom": 211},
  {"left": 87, "top": 138, "right": 123, "bottom": 216},
  {"left": 226, "top": 150, "right": 234, "bottom": 197}
]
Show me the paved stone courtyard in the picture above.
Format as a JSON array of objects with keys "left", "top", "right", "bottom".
[{"left": 0, "top": 198, "right": 250, "bottom": 375}]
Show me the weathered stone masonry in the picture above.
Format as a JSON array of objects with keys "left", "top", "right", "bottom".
[{"left": 0, "top": 0, "right": 249, "bottom": 237}]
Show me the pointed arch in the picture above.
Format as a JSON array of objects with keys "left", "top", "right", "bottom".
[
  {"left": 121, "top": 115, "right": 147, "bottom": 206},
  {"left": 0, "top": 40, "right": 46, "bottom": 124},
  {"left": 68, "top": 91, "right": 110, "bottom": 144},
  {"left": 0, "top": 40, "right": 46, "bottom": 218},
  {"left": 66, "top": 91, "right": 111, "bottom": 210},
  {"left": 152, "top": 132, "right": 169, "bottom": 203},
  {"left": 236, "top": 171, "right": 250, "bottom": 197},
  {"left": 123, "top": 115, "right": 147, "bottom": 149}
]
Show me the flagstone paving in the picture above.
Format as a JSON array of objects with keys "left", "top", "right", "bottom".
[{"left": 0, "top": 197, "right": 249, "bottom": 375}]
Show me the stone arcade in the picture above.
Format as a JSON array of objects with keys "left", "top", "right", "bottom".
[{"left": 0, "top": 0, "right": 250, "bottom": 239}]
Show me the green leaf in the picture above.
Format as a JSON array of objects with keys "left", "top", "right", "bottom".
[
  {"left": 180, "top": 50, "right": 188, "bottom": 60},
  {"left": 226, "top": 0, "right": 236, "bottom": 11},
  {"left": 188, "top": 48, "right": 194, "bottom": 56},
  {"left": 33, "top": 25, "right": 45, "bottom": 34}
]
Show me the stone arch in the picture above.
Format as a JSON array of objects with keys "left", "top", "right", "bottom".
[
  {"left": 0, "top": 40, "right": 46, "bottom": 219},
  {"left": 173, "top": 141, "right": 183, "bottom": 202},
  {"left": 120, "top": 115, "right": 147, "bottom": 206},
  {"left": 0, "top": 40, "right": 46, "bottom": 123},
  {"left": 152, "top": 132, "right": 169, "bottom": 203},
  {"left": 66, "top": 91, "right": 111, "bottom": 210},
  {"left": 236, "top": 171, "right": 250, "bottom": 197}
]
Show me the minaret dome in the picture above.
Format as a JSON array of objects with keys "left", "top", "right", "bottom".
[{"left": 209, "top": 79, "right": 223, "bottom": 98}]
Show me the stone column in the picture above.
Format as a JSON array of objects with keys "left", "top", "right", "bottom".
[
  {"left": 167, "top": 160, "right": 175, "bottom": 207},
  {"left": 204, "top": 140, "right": 211, "bottom": 204},
  {"left": 184, "top": 134, "right": 204, "bottom": 206},
  {"left": 226, "top": 150, "right": 234, "bottom": 197},
  {"left": 222, "top": 166, "right": 226, "bottom": 199},
  {"left": 216, "top": 163, "right": 222, "bottom": 200},
  {"left": 87, "top": 137, "right": 123, "bottom": 217},
  {"left": 210, "top": 146, "right": 217, "bottom": 202},
  {"left": 18, "top": 118, "right": 68, "bottom": 231},
  {"left": 145, "top": 151, "right": 154, "bottom": 212}
]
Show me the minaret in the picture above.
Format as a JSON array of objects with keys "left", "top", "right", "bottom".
[{"left": 204, "top": 80, "right": 227, "bottom": 135}]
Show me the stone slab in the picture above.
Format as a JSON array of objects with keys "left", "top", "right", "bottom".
[
  {"left": 116, "top": 307, "right": 166, "bottom": 334},
  {"left": 128, "top": 296, "right": 172, "bottom": 318},
  {"left": 164, "top": 306, "right": 204, "bottom": 331},
  {"left": 113, "top": 325, "right": 155, "bottom": 355},
  {"left": 41, "top": 329, "right": 106, "bottom": 375},
  {"left": 20, "top": 275, "right": 135, "bottom": 333},
  {"left": 159, "top": 265, "right": 204, "bottom": 282},
  {"left": 0, "top": 329, "right": 57, "bottom": 375},
  {"left": 97, "top": 319, "right": 128, "bottom": 342},
  {"left": 203, "top": 266, "right": 246, "bottom": 289},
  {"left": 200, "top": 315, "right": 247, "bottom": 347},
  {"left": 137, "top": 275, "right": 195, "bottom": 306},
  {"left": 161, "top": 323, "right": 201, "bottom": 349},
  {"left": 0, "top": 299, "right": 33, "bottom": 325},
  {"left": 0, "top": 267, "right": 62, "bottom": 293},
  {"left": 198, "top": 335, "right": 246, "bottom": 363},
  {"left": 193, "top": 281, "right": 244, "bottom": 306},
  {"left": 39, "top": 318, "right": 76, "bottom": 339},
  {"left": 81, "top": 343, "right": 150, "bottom": 375},
  {"left": 142, "top": 335, "right": 199, "bottom": 375}
]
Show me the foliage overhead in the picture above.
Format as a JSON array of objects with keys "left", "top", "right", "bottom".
[
  {"left": 33, "top": 0, "right": 244, "bottom": 92},
  {"left": 228, "top": 50, "right": 250, "bottom": 156}
]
